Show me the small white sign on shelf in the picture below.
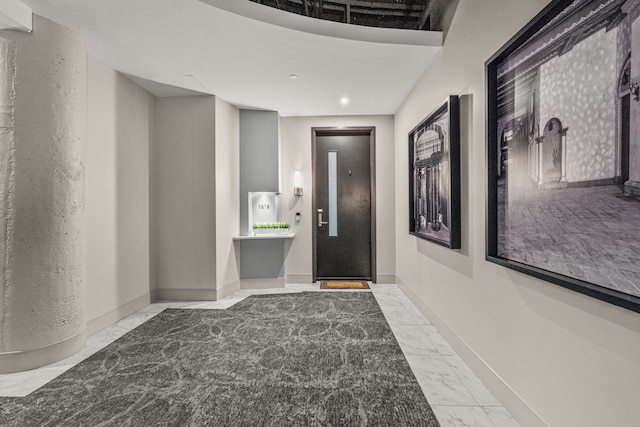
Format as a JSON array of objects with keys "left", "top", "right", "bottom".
[{"left": 248, "top": 192, "right": 279, "bottom": 230}]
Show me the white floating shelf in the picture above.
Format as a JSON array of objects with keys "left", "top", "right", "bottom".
[{"left": 233, "top": 233, "right": 295, "bottom": 241}]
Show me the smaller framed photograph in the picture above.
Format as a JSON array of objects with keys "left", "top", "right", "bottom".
[{"left": 409, "top": 95, "right": 461, "bottom": 249}]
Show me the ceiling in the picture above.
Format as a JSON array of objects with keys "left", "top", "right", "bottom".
[
  {"left": 20, "top": 0, "right": 442, "bottom": 116},
  {"left": 248, "top": 0, "right": 438, "bottom": 30}
]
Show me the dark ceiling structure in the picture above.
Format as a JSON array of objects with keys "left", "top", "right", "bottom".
[{"left": 249, "top": 0, "right": 444, "bottom": 30}]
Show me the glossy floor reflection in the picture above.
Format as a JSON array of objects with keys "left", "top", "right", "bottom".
[{"left": 0, "top": 284, "right": 519, "bottom": 427}]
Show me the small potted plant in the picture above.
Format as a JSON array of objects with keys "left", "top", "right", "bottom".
[
  {"left": 252, "top": 222, "right": 290, "bottom": 235},
  {"left": 276, "top": 222, "right": 290, "bottom": 235}
]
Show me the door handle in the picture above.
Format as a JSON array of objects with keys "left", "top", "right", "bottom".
[{"left": 317, "top": 209, "right": 328, "bottom": 227}]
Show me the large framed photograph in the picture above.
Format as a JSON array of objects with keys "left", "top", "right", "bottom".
[
  {"left": 486, "top": 0, "right": 640, "bottom": 313},
  {"left": 409, "top": 95, "right": 461, "bottom": 249}
]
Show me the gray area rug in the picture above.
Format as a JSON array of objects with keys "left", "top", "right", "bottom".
[{"left": 0, "top": 292, "right": 439, "bottom": 426}]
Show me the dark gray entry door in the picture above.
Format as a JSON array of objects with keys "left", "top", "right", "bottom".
[{"left": 313, "top": 128, "right": 375, "bottom": 281}]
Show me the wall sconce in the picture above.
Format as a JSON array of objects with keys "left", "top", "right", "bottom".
[
  {"left": 294, "top": 171, "right": 303, "bottom": 196},
  {"left": 630, "top": 78, "right": 639, "bottom": 102}
]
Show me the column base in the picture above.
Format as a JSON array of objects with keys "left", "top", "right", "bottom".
[{"left": 0, "top": 331, "right": 86, "bottom": 374}]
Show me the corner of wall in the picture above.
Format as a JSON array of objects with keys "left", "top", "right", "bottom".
[
  {"left": 86, "top": 56, "right": 155, "bottom": 326},
  {"left": 215, "top": 97, "right": 241, "bottom": 295}
]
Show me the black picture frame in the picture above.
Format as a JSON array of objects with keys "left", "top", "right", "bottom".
[
  {"left": 486, "top": 0, "right": 640, "bottom": 313},
  {"left": 409, "top": 95, "right": 461, "bottom": 249}
]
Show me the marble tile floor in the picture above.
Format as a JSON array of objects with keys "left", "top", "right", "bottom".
[{"left": 0, "top": 283, "right": 519, "bottom": 427}]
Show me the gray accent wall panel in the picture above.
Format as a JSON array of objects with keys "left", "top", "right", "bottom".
[
  {"left": 240, "top": 240, "right": 285, "bottom": 279},
  {"left": 239, "top": 109, "right": 281, "bottom": 235}
]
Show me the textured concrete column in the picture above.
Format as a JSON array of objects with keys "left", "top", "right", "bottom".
[{"left": 0, "top": 16, "right": 86, "bottom": 373}]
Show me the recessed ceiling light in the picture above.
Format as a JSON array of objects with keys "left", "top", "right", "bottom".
[
  {"left": 340, "top": 97, "right": 349, "bottom": 106},
  {"left": 289, "top": 74, "right": 299, "bottom": 80}
]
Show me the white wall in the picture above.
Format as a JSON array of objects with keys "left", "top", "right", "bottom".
[
  {"left": 86, "top": 56, "right": 154, "bottom": 334},
  {"left": 395, "top": 1, "right": 640, "bottom": 426},
  {"left": 214, "top": 97, "right": 241, "bottom": 297},
  {"left": 154, "top": 96, "right": 217, "bottom": 300},
  {"left": 281, "top": 115, "right": 395, "bottom": 283}
]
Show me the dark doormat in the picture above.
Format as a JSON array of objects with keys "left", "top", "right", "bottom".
[
  {"left": 320, "top": 280, "right": 370, "bottom": 289},
  {"left": 0, "top": 292, "right": 438, "bottom": 426}
]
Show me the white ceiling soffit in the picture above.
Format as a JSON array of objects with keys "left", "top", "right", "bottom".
[
  {"left": 0, "top": 0, "right": 32, "bottom": 32},
  {"left": 21, "top": 0, "right": 442, "bottom": 116},
  {"left": 200, "top": 0, "right": 442, "bottom": 47}
]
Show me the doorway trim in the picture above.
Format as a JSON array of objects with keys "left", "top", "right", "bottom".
[{"left": 311, "top": 126, "right": 376, "bottom": 283}]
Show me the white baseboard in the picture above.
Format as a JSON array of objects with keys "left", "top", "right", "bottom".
[
  {"left": 241, "top": 277, "right": 285, "bottom": 289},
  {"left": 86, "top": 293, "right": 151, "bottom": 336},
  {"left": 153, "top": 283, "right": 241, "bottom": 302},
  {"left": 217, "top": 280, "right": 241, "bottom": 299},
  {"left": 376, "top": 274, "right": 396, "bottom": 284},
  {"left": 285, "top": 274, "right": 314, "bottom": 283},
  {"left": 156, "top": 288, "right": 217, "bottom": 301},
  {"left": 396, "top": 279, "right": 547, "bottom": 427},
  {"left": 0, "top": 330, "right": 86, "bottom": 374}
]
